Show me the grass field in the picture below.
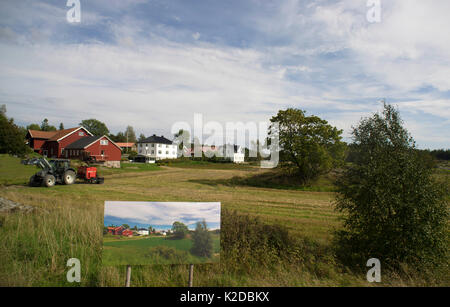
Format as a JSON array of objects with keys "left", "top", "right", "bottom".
[
  {"left": 102, "top": 234, "right": 220, "bottom": 265},
  {"left": 0, "top": 154, "right": 448, "bottom": 286}
]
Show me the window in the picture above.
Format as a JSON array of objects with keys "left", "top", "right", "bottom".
[
  {"left": 100, "top": 139, "right": 108, "bottom": 145},
  {"left": 158, "top": 150, "right": 161, "bottom": 154},
  {"left": 166, "top": 151, "right": 169, "bottom": 154},
  {"left": 101, "top": 150, "right": 105, "bottom": 156},
  {"left": 79, "top": 131, "right": 84, "bottom": 136},
  {"left": 151, "top": 150, "right": 154, "bottom": 154},
  {"left": 151, "top": 144, "right": 154, "bottom": 147}
]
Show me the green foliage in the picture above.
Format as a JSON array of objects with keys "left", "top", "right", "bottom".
[
  {"left": 26, "top": 123, "right": 41, "bottom": 131},
  {"left": 121, "top": 224, "right": 130, "bottom": 229},
  {"left": 59, "top": 123, "right": 64, "bottom": 130},
  {"left": 172, "top": 221, "right": 189, "bottom": 239},
  {"left": 335, "top": 103, "right": 449, "bottom": 269},
  {"left": 124, "top": 126, "right": 137, "bottom": 143},
  {"left": 79, "top": 119, "right": 109, "bottom": 136},
  {"left": 0, "top": 112, "right": 31, "bottom": 157},
  {"left": 270, "top": 108, "right": 346, "bottom": 183},
  {"left": 40, "top": 118, "right": 56, "bottom": 131},
  {"left": 190, "top": 220, "right": 214, "bottom": 258},
  {"left": 138, "top": 133, "right": 146, "bottom": 142}
]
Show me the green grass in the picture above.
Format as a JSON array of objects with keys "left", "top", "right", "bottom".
[
  {"left": 0, "top": 153, "right": 448, "bottom": 287},
  {"left": 102, "top": 234, "right": 220, "bottom": 265},
  {"left": 0, "top": 154, "right": 39, "bottom": 185}
]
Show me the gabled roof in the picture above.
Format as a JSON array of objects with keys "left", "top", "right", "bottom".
[
  {"left": 27, "top": 130, "right": 58, "bottom": 139},
  {"left": 137, "top": 134, "right": 173, "bottom": 145},
  {"left": 65, "top": 135, "right": 123, "bottom": 151},
  {"left": 48, "top": 127, "right": 92, "bottom": 141},
  {"left": 65, "top": 136, "right": 103, "bottom": 149}
]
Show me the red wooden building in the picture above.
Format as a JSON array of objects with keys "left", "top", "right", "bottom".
[
  {"left": 107, "top": 226, "right": 133, "bottom": 237},
  {"left": 63, "top": 135, "right": 122, "bottom": 168},
  {"left": 26, "top": 127, "right": 92, "bottom": 157}
]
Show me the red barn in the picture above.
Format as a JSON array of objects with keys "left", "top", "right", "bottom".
[
  {"left": 64, "top": 135, "right": 122, "bottom": 168},
  {"left": 26, "top": 130, "right": 58, "bottom": 154},
  {"left": 26, "top": 127, "right": 93, "bottom": 157},
  {"left": 107, "top": 226, "right": 133, "bottom": 237}
]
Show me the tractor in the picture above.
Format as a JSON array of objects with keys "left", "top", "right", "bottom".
[
  {"left": 25, "top": 158, "right": 77, "bottom": 187},
  {"left": 23, "top": 158, "right": 104, "bottom": 187}
]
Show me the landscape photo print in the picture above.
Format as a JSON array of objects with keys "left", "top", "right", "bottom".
[{"left": 102, "top": 202, "right": 221, "bottom": 265}]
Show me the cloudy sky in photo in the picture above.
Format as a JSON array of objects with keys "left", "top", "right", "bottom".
[
  {"left": 0, "top": 0, "right": 449, "bottom": 148},
  {"left": 104, "top": 201, "right": 221, "bottom": 230}
]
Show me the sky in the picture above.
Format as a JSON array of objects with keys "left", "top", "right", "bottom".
[
  {"left": 0, "top": 0, "right": 449, "bottom": 149},
  {"left": 103, "top": 201, "right": 221, "bottom": 230}
]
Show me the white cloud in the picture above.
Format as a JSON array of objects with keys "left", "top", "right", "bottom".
[{"left": 104, "top": 201, "right": 221, "bottom": 226}]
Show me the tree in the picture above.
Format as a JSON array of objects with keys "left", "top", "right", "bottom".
[
  {"left": 172, "top": 221, "right": 189, "bottom": 239},
  {"left": 269, "top": 108, "right": 346, "bottom": 183},
  {"left": 40, "top": 118, "right": 56, "bottom": 131},
  {"left": 0, "top": 110, "right": 30, "bottom": 157},
  {"left": 110, "top": 132, "right": 126, "bottom": 142},
  {"left": 334, "top": 103, "right": 448, "bottom": 268},
  {"left": 79, "top": 119, "right": 109, "bottom": 136},
  {"left": 121, "top": 224, "right": 130, "bottom": 229},
  {"left": 138, "top": 133, "right": 146, "bottom": 142},
  {"left": 59, "top": 123, "right": 65, "bottom": 130},
  {"left": 27, "top": 123, "right": 41, "bottom": 131},
  {"left": 190, "top": 220, "right": 214, "bottom": 258},
  {"left": 124, "top": 126, "right": 137, "bottom": 143}
]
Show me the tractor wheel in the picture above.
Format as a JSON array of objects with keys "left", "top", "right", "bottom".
[
  {"left": 29, "top": 175, "right": 37, "bottom": 187},
  {"left": 43, "top": 174, "right": 56, "bottom": 187},
  {"left": 63, "top": 170, "right": 76, "bottom": 185}
]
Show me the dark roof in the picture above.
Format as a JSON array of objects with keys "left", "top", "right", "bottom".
[
  {"left": 137, "top": 134, "right": 173, "bottom": 145},
  {"left": 65, "top": 136, "right": 103, "bottom": 149}
]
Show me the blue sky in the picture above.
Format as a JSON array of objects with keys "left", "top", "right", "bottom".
[
  {"left": 0, "top": 0, "right": 449, "bottom": 148},
  {"left": 104, "top": 201, "right": 221, "bottom": 230}
]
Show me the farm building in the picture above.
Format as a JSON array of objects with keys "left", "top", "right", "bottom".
[
  {"left": 116, "top": 142, "right": 137, "bottom": 152},
  {"left": 136, "top": 228, "right": 149, "bottom": 235},
  {"left": 107, "top": 226, "right": 133, "bottom": 237},
  {"left": 63, "top": 135, "right": 122, "bottom": 168},
  {"left": 26, "top": 127, "right": 92, "bottom": 157},
  {"left": 26, "top": 127, "right": 122, "bottom": 167},
  {"left": 137, "top": 134, "right": 177, "bottom": 160}
]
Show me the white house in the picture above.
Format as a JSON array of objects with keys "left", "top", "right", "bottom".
[
  {"left": 219, "top": 144, "right": 245, "bottom": 163},
  {"left": 137, "top": 228, "right": 149, "bottom": 236},
  {"left": 137, "top": 134, "right": 178, "bottom": 160}
]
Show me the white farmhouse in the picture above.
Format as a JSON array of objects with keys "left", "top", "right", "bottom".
[
  {"left": 137, "top": 134, "right": 178, "bottom": 160},
  {"left": 219, "top": 144, "right": 245, "bottom": 163},
  {"left": 137, "top": 228, "right": 149, "bottom": 236}
]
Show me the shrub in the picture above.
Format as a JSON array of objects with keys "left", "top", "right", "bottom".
[{"left": 334, "top": 103, "right": 449, "bottom": 269}]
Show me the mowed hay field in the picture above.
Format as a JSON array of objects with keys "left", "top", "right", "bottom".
[
  {"left": 0, "top": 155, "right": 447, "bottom": 286},
  {"left": 103, "top": 234, "right": 220, "bottom": 266}
]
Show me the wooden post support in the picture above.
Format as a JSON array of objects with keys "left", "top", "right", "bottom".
[
  {"left": 125, "top": 265, "right": 132, "bottom": 287},
  {"left": 188, "top": 264, "right": 194, "bottom": 287}
]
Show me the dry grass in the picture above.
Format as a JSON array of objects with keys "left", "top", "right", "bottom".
[{"left": 0, "top": 160, "right": 447, "bottom": 286}]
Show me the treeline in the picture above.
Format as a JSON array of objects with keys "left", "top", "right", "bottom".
[{"left": 346, "top": 144, "right": 450, "bottom": 162}]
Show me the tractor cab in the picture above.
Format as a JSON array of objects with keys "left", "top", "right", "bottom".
[{"left": 27, "top": 158, "right": 77, "bottom": 187}]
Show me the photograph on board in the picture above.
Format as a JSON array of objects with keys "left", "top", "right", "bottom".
[{"left": 102, "top": 201, "right": 221, "bottom": 265}]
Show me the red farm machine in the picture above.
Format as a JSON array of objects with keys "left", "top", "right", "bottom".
[{"left": 77, "top": 166, "right": 104, "bottom": 184}]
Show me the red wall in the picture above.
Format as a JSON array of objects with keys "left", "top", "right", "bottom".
[
  {"left": 58, "top": 129, "right": 91, "bottom": 158},
  {"left": 84, "top": 136, "right": 122, "bottom": 161},
  {"left": 42, "top": 128, "right": 90, "bottom": 158},
  {"left": 65, "top": 136, "right": 121, "bottom": 161}
]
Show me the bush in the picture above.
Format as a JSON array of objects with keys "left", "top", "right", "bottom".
[
  {"left": 334, "top": 103, "right": 449, "bottom": 269},
  {"left": 190, "top": 220, "right": 214, "bottom": 258}
]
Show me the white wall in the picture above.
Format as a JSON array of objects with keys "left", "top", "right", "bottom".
[{"left": 137, "top": 143, "right": 178, "bottom": 160}]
